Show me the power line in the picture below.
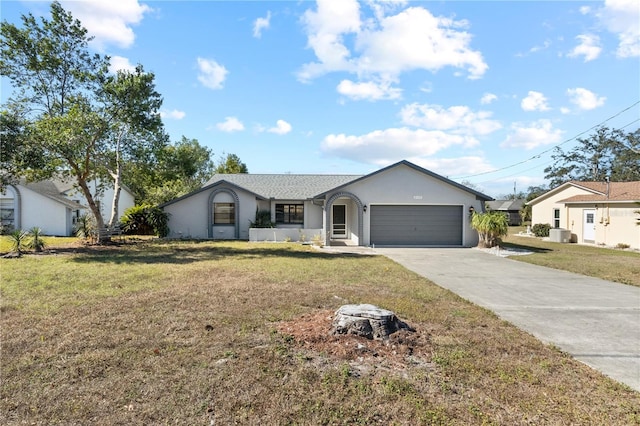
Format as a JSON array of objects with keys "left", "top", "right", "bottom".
[
  {"left": 452, "top": 100, "right": 640, "bottom": 180},
  {"left": 475, "top": 117, "right": 640, "bottom": 185}
]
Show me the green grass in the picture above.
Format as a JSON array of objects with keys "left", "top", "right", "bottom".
[
  {"left": 1, "top": 240, "right": 639, "bottom": 425},
  {"left": 502, "top": 228, "right": 640, "bottom": 287},
  {"left": 0, "top": 235, "right": 79, "bottom": 254}
]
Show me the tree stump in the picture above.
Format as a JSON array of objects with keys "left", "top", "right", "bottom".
[{"left": 331, "top": 304, "right": 415, "bottom": 340}]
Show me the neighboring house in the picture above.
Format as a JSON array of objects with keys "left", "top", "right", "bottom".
[
  {"left": 57, "top": 178, "right": 135, "bottom": 226},
  {"left": 161, "top": 160, "right": 493, "bottom": 247},
  {"left": 486, "top": 199, "right": 525, "bottom": 225},
  {"left": 0, "top": 177, "right": 134, "bottom": 236},
  {"left": 529, "top": 181, "right": 640, "bottom": 249}
]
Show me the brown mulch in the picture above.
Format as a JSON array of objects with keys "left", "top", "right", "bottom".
[{"left": 276, "top": 310, "right": 435, "bottom": 375}]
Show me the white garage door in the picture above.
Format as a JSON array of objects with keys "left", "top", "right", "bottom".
[{"left": 370, "top": 205, "right": 463, "bottom": 246}]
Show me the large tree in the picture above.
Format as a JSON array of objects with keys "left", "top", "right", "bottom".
[
  {"left": 126, "top": 136, "right": 216, "bottom": 205},
  {"left": 215, "top": 153, "right": 248, "bottom": 174},
  {"left": 1, "top": 2, "right": 163, "bottom": 241},
  {"left": 544, "top": 127, "right": 640, "bottom": 188}
]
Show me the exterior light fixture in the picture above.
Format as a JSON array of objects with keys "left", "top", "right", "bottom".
[
  {"left": 468, "top": 206, "right": 475, "bottom": 215},
  {"left": 363, "top": 204, "right": 368, "bottom": 213}
]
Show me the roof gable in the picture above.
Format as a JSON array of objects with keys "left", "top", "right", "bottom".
[
  {"left": 529, "top": 181, "right": 640, "bottom": 205},
  {"left": 315, "top": 160, "right": 493, "bottom": 201}
]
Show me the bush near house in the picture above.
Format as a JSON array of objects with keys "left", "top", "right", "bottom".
[
  {"left": 120, "top": 204, "right": 170, "bottom": 237},
  {"left": 249, "top": 208, "right": 274, "bottom": 228},
  {"left": 471, "top": 211, "right": 509, "bottom": 248},
  {"left": 532, "top": 223, "right": 551, "bottom": 237}
]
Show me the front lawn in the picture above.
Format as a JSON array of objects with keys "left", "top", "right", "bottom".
[
  {"left": 0, "top": 235, "right": 80, "bottom": 254},
  {"left": 1, "top": 241, "right": 638, "bottom": 424},
  {"left": 502, "top": 231, "right": 640, "bottom": 287}
]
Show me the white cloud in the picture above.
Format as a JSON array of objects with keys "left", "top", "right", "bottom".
[
  {"left": 580, "top": 6, "right": 591, "bottom": 14},
  {"left": 268, "top": 120, "right": 292, "bottom": 135},
  {"left": 480, "top": 93, "right": 497, "bottom": 105},
  {"left": 337, "top": 79, "right": 402, "bottom": 101},
  {"left": 400, "top": 103, "right": 501, "bottom": 136},
  {"left": 217, "top": 117, "right": 245, "bottom": 132},
  {"left": 253, "top": 11, "right": 271, "bottom": 38},
  {"left": 598, "top": 0, "right": 640, "bottom": 58},
  {"left": 501, "top": 120, "right": 564, "bottom": 150},
  {"left": 320, "top": 127, "right": 476, "bottom": 165},
  {"left": 298, "top": 1, "right": 487, "bottom": 82},
  {"left": 298, "top": 0, "right": 361, "bottom": 80},
  {"left": 567, "top": 87, "right": 606, "bottom": 110},
  {"left": 160, "top": 109, "right": 186, "bottom": 120},
  {"left": 529, "top": 40, "right": 551, "bottom": 54},
  {"left": 197, "top": 58, "right": 228, "bottom": 90},
  {"left": 521, "top": 91, "right": 550, "bottom": 112},
  {"left": 108, "top": 56, "right": 136, "bottom": 73},
  {"left": 560, "top": 107, "right": 571, "bottom": 114},
  {"left": 568, "top": 34, "right": 602, "bottom": 61},
  {"left": 61, "top": 0, "right": 151, "bottom": 50}
]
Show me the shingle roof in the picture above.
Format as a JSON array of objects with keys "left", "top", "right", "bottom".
[
  {"left": 486, "top": 199, "right": 525, "bottom": 211},
  {"left": 20, "top": 179, "right": 85, "bottom": 210},
  {"left": 203, "top": 174, "right": 362, "bottom": 199},
  {"left": 559, "top": 181, "right": 640, "bottom": 203}
]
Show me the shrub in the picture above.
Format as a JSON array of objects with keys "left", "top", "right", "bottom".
[
  {"left": 121, "top": 204, "right": 170, "bottom": 237},
  {"left": 531, "top": 223, "right": 551, "bottom": 237},
  {"left": 9, "top": 229, "right": 29, "bottom": 254},
  {"left": 249, "top": 208, "right": 274, "bottom": 228},
  {"left": 75, "top": 214, "right": 96, "bottom": 240},
  {"left": 471, "top": 211, "right": 509, "bottom": 248},
  {"left": 0, "top": 223, "right": 15, "bottom": 235},
  {"left": 27, "top": 227, "right": 47, "bottom": 252}
]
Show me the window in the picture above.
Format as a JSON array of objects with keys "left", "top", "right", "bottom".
[
  {"left": 213, "top": 203, "right": 235, "bottom": 225},
  {"left": 553, "top": 208, "right": 560, "bottom": 228},
  {"left": 0, "top": 198, "right": 15, "bottom": 229},
  {"left": 276, "top": 204, "right": 304, "bottom": 224}
]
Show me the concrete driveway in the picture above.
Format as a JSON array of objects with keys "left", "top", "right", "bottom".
[{"left": 374, "top": 247, "right": 640, "bottom": 392}]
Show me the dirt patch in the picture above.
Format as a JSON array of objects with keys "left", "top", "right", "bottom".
[{"left": 277, "top": 310, "right": 435, "bottom": 376}]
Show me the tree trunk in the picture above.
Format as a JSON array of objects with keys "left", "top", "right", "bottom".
[
  {"left": 108, "top": 128, "right": 125, "bottom": 229},
  {"left": 77, "top": 178, "right": 107, "bottom": 243}
]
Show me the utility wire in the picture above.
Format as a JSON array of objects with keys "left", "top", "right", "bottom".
[
  {"left": 452, "top": 100, "right": 640, "bottom": 180},
  {"left": 475, "top": 117, "right": 640, "bottom": 185}
]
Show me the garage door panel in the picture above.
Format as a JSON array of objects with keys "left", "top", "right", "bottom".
[{"left": 370, "top": 205, "right": 462, "bottom": 245}]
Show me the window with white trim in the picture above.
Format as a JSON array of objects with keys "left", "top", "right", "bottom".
[{"left": 553, "top": 208, "right": 560, "bottom": 228}]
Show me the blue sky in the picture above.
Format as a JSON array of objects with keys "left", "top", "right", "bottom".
[{"left": 2, "top": 0, "right": 639, "bottom": 198}]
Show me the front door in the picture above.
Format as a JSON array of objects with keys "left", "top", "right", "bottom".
[
  {"left": 583, "top": 209, "right": 596, "bottom": 243},
  {"left": 332, "top": 205, "right": 347, "bottom": 238}
]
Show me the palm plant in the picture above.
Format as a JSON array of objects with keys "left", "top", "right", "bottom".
[
  {"left": 75, "top": 214, "right": 96, "bottom": 240},
  {"left": 27, "top": 227, "right": 47, "bottom": 252},
  {"left": 9, "top": 229, "right": 29, "bottom": 255},
  {"left": 471, "top": 211, "right": 509, "bottom": 248}
]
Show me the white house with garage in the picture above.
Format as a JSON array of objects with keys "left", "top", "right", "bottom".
[{"left": 161, "top": 160, "right": 493, "bottom": 247}]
